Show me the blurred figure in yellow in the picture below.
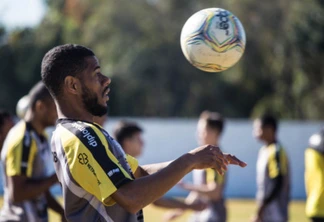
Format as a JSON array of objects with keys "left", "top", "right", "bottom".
[
  {"left": 252, "top": 114, "right": 290, "bottom": 222},
  {"left": 0, "top": 110, "right": 15, "bottom": 152},
  {"left": 305, "top": 128, "right": 324, "bottom": 222},
  {"left": 0, "top": 81, "right": 64, "bottom": 222},
  {"left": 113, "top": 120, "right": 207, "bottom": 218},
  {"left": 165, "top": 111, "right": 227, "bottom": 222}
]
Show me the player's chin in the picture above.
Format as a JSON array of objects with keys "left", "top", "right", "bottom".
[{"left": 102, "top": 96, "right": 109, "bottom": 104}]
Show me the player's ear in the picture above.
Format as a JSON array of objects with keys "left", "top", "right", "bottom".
[
  {"left": 64, "top": 76, "right": 80, "bottom": 95},
  {"left": 34, "top": 100, "right": 44, "bottom": 113}
]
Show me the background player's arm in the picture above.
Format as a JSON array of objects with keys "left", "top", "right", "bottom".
[
  {"left": 45, "top": 190, "right": 65, "bottom": 221},
  {"left": 7, "top": 174, "right": 58, "bottom": 203},
  {"left": 179, "top": 181, "right": 224, "bottom": 201}
]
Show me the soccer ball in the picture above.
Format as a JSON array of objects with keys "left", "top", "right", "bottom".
[{"left": 180, "top": 8, "right": 246, "bottom": 72}]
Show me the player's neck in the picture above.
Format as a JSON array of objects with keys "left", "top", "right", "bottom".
[
  {"left": 265, "top": 138, "right": 277, "bottom": 146},
  {"left": 56, "top": 100, "right": 94, "bottom": 123}
]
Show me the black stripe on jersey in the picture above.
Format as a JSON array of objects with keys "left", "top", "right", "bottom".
[
  {"left": 21, "top": 123, "right": 32, "bottom": 175},
  {"left": 275, "top": 144, "right": 281, "bottom": 175},
  {"left": 136, "top": 209, "right": 144, "bottom": 222},
  {"left": 60, "top": 120, "right": 132, "bottom": 188}
]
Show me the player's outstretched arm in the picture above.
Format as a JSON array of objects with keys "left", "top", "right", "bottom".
[
  {"left": 110, "top": 145, "right": 246, "bottom": 214},
  {"left": 134, "top": 149, "right": 247, "bottom": 178}
]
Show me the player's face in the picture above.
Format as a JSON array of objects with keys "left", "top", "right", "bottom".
[
  {"left": 253, "top": 119, "right": 265, "bottom": 141},
  {"left": 80, "top": 56, "right": 111, "bottom": 117},
  {"left": 124, "top": 132, "right": 144, "bottom": 158},
  {"left": 41, "top": 98, "right": 58, "bottom": 127},
  {"left": 197, "top": 119, "right": 218, "bottom": 146}
]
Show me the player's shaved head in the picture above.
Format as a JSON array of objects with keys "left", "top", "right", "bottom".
[
  {"left": 199, "top": 110, "right": 224, "bottom": 134},
  {"left": 41, "top": 44, "right": 95, "bottom": 98}
]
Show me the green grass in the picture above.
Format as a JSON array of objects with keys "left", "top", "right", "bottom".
[{"left": 0, "top": 197, "right": 308, "bottom": 222}]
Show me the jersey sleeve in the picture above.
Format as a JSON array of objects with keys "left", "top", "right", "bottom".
[
  {"left": 268, "top": 144, "right": 288, "bottom": 179},
  {"left": 305, "top": 148, "right": 324, "bottom": 194},
  {"left": 5, "top": 132, "right": 37, "bottom": 178},
  {"left": 59, "top": 123, "right": 134, "bottom": 206},
  {"left": 126, "top": 154, "right": 139, "bottom": 173},
  {"left": 206, "top": 168, "right": 225, "bottom": 185}
]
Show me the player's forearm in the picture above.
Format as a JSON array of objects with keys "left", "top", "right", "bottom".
[
  {"left": 10, "top": 175, "right": 57, "bottom": 203},
  {"left": 141, "top": 161, "right": 172, "bottom": 174},
  {"left": 154, "top": 197, "right": 191, "bottom": 209},
  {"left": 182, "top": 183, "right": 223, "bottom": 200},
  {"left": 112, "top": 154, "right": 194, "bottom": 213}
]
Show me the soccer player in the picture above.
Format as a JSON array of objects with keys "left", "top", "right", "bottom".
[
  {"left": 305, "top": 128, "right": 324, "bottom": 222},
  {"left": 0, "top": 110, "right": 15, "bottom": 152},
  {"left": 252, "top": 114, "right": 290, "bottom": 222},
  {"left": 165, "top": 111, "right": 227, "bottom": 222},
  {"left": 41, "top": 44, "right": 247, "bottom": 222},
  {"left": 0, "top": 81, "right": 64, "bottom": 222}
]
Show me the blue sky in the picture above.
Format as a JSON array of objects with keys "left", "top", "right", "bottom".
[{"left": 0, "top": 0, "right": 46, "bottom": 28}]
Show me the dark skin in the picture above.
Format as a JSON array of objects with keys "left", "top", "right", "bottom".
[
  {"left": 7, "top": 97, "right": 65, "bottom": 221},
  {"left": 55, "top": 55, "right": 247, "bottom": 214}
]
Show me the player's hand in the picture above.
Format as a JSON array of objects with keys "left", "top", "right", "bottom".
[
  {"left": 223, "top": 153, "right": 247, "bottom": 167},
  {"left": 188, "top": 145, "right": 228, "bottom": 175}
]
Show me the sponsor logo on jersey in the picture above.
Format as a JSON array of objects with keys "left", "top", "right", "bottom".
[
  {"left": 71, "top": 122, "right": 98, "bottom": 147},
  {"left": 107, "top": 168, "right": 120, "bottom": 177}
]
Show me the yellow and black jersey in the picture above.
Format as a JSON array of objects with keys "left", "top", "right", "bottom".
[
  {"left": 256, "top": 142, "right": 290, "bottom": 222},
  {"left": 0, "top": 120, "right": 51, "bottom": 222},
  {"left": 305, "top": 148, "right": 324, "bottom": 218},
  {"left": 191, "top": 168, "right": 226, "bottom": 222},
  {"left": 51, "top": 118, "right": 142, "bottom": 222}
]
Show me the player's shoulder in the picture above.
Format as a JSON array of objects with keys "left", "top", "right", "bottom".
[
  {"left": 5, "top": 121, "right": 28, "bottom": 146},
  {"left": 1, "top": 121, "right": 30, "bottom": 158},
  {"left": 55, "top": 118, "right": 103, "bottom": 148},
  {"left": 308, "top": 129, "right": 324, "bottom": 153}
]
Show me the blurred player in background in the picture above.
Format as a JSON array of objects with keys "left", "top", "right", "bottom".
[
  {"left": 41, "top": 44, "right": 246, "bottom": 222},
  {"left": 0, "top": 81, "right": 64, "bottom": 222},
  {"left": 305, "top": 128, "right": 324, "bottom": 222},
  {"left": 113, "top": 120, "right": 206, "bottom": 218},
  {"left": 113, "top": 121, "right": 144, "bottom": 158},
  {"left": 0, "top": 110, "right": 15, "bottom": 153},
  {"left": 252, "top": 114, "right": 290, "bottom": 222},
  {"left": 165, "top": 111, "right": 227, "bottom": 222}
]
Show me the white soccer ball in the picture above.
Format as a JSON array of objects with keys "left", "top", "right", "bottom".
[{"left": 180, "top": 8, "right": 246, "bottom": 72}]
